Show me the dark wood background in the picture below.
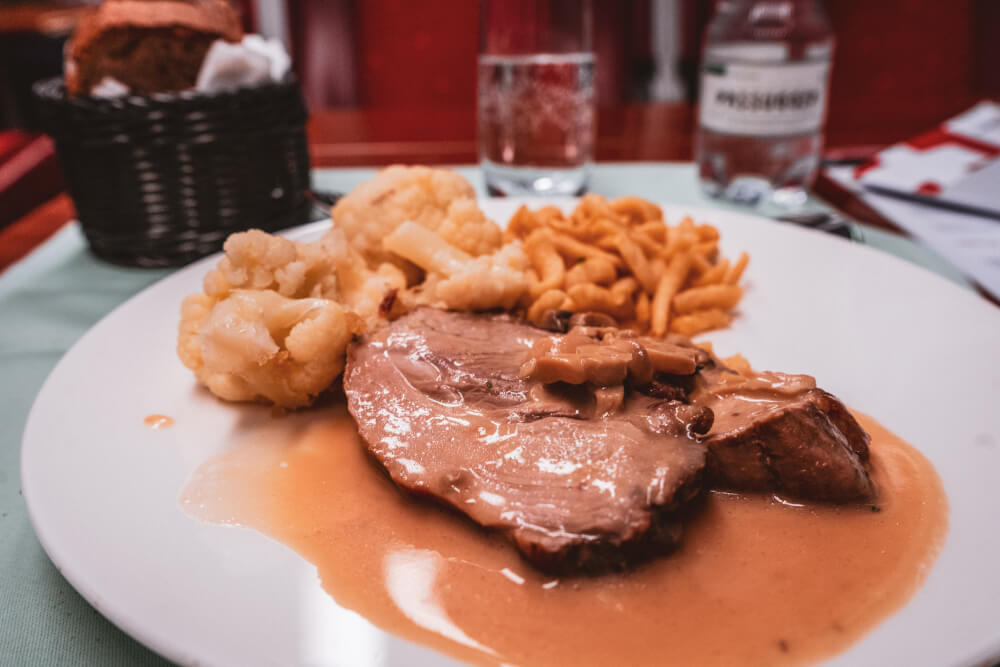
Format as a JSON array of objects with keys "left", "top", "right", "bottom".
[
  {"left": 1, "top": 0, "right": 997, "bottom": 272},
  {"left": 288, "top": 0, "right": 997, "bottom": 145}
]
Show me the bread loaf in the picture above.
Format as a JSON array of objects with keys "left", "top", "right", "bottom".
[{"left": 65, "top": 0, "right": 243, "bottom": 96}]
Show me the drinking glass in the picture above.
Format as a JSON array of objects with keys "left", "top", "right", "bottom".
[{"left": 478, "top": 0, "right": 595, "bottom": 196}]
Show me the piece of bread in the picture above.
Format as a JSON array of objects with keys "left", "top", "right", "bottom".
[{"left": 65, "top": 0, "right": 243, "bottom": 96}]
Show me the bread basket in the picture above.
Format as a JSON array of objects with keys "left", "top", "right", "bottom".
[{"left": 33, "top": 77, "right": 312, "bottom": 267}]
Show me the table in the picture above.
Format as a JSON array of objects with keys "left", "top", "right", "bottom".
[{"left": 0, "top": 162, "right": 976, "bottom": 667}]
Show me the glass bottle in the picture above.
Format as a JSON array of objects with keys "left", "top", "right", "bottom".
[{"left": 695, "top": 0, "right": 835, "bottom": 208}]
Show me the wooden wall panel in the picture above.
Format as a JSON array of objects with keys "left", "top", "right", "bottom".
[
  {"left": 356, "top": 0, "right": 480, "bottom": 107},
  {"left": 284, "top": 0, "right": 995, "bottom": 141}
]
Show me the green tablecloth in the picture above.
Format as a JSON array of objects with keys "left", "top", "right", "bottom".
[{"left": 0, "top": 163, "right": 969, "bottom": 666}]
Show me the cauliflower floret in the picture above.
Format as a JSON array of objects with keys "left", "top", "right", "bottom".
[
  {"left": 328, "top": 165, "right": 502, "bottom": 267},
  {"left": 338, "top": 259, "right": 408, "bottom": 324},
  {"left": 177, "top": 289, "right": 362, "bottom": 408},
  {"left": 416, "top": 241, "right": 530, "bottom": 311},
  {"left": 313, "top": 227, "right": 408, "bottom": 325},
  {"left": 179, "top": 227, "right": 408, "bottom": 408},
  {"left": 203, "top": 229, "right": 340, "bottom": 299},
  {"left": 436, "top": 197, "right": 503, "bottom": 257},
  {"left": 177, "top": 292, "right": 214, "bottom": 374},
  {"left": 384, "top": 221, "right": 529, "bottom": 311}
]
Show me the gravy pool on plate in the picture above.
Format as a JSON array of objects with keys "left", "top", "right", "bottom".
[{"left": 182, "top": 405, "right": 946, "bottom": 667}]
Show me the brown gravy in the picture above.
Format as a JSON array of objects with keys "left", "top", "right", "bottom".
[
  {"left": 182, "top": 406, "right": 947, "bottom": 666},
  {"left": 144, "top": 414, "right": 174, "bottom": 429}
]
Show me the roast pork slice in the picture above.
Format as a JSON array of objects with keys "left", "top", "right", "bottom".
[
  {"left": 692, "top": 362, "right": 874, "bottom": 502},
  {"left": 344, "top": 309, "right": 709, "bottom": 573}
]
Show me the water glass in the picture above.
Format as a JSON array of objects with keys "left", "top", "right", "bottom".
[{"left": 478, "top": 0, "right": 595, "bottom": 196}]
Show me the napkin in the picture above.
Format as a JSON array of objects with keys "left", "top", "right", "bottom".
[
  {"left": 852, "top": 102, "right": 1000, "bottom": 218},
  {"left": 195, "top": 35, "right": 292, "bottom": 92},
  {"left": 90, "top": 76, "right": 130, "bottom": 98},
  {"left": 825, "top": 102, "right": 1000, "bottom": 300}
]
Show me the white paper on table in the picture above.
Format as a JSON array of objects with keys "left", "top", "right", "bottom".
[{"left": 827, "top": 165, "right": 1000, "bottom": 300}]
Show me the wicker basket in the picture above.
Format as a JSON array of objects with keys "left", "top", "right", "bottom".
[{"left": 33, "top": 77, "right": 312, "bottom": 267}]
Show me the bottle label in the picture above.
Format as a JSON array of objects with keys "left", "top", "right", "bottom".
[{"left": 699, "top": 60, "right": 830, "bottom": 136}]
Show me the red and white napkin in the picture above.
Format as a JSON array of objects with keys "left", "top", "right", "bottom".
[
  {"left": 852, "top": 102, "right": 1000, "bottom": 218},
  {"left": 826, "top": 102, "right": 1000, "bottom": 300}
]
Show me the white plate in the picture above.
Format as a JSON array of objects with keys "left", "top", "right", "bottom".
[{"left": 21, "top": 200, "right": 1000, "bottom": 667}]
